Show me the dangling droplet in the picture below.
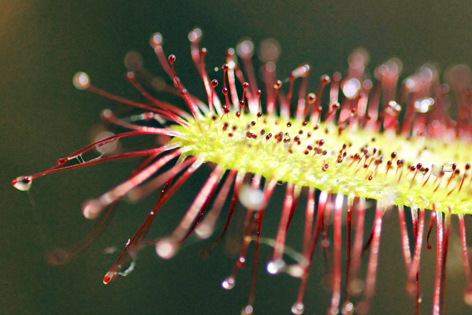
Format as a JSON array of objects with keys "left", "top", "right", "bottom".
[
  {"left": 82, "top": 199, "right": 103, "bottom": 219},
  {"left": 266, "top": 259, "right": 285, "bottom": 275},
  {"left": 12, "top": 176, "right": 33, "bottom": 191},
  {"left": 155, "top": 238, "right": 177, "bottom": 259},
  {"left": 241, "top": 304, "right": 253, "bottom": 315},
  {"left": 342, "top": 301, "right": 354, "bottom": 315},
  {"left": 464, "top": 284, "right": 472, "bottom": 306},
  {"left": 239, "top": 184, "right": 264, "bottom": 210},
  {"left": 221, "top": 276, "right": 235, "bottom": 290},
  {"left": 73, "top": 72, "right": 90, "bottom": 90},
  {"left": 195, "top": 222, "right": 213, "bottom": 239},
  {"left": 291, "top": 302, "right": 305, "bottom": 314}
]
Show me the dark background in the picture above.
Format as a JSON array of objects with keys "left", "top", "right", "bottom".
[{"left": 2, "top": 1, "right": 472, "bottom": 314}]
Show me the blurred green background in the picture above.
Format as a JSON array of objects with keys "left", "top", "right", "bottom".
[{"left": 2, "top": 1, "right": 472, "bottom": 314}]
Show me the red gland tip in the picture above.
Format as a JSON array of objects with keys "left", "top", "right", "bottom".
[
  {"left": 321, "top": 75, "right": 331, "bottom": 84},
  {"left": 103, "top": 273, "right": 112, "bottom": 284}
]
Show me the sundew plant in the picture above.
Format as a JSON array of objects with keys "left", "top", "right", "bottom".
[{"left": 12, "top": 29, "right": 472, "bottom": 314}]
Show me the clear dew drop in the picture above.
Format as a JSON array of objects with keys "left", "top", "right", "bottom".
[
  {"left": 150, "top": 32, "right": 163, "bottom": 47},
  {"left": 94, "top": 131, "right": 118, "bottom": 155},
  {"left": 188, "top": 28, "right": 202, "bottom": 42},
  {"left": 258, "top": 38, "right": 281, "bottom": 63},
  {"left": 236, "top": 39, "right": 254, "bottom": 59},
  {"left": 291, "top": 302, "right": 305, "bottom": 314},
  {"left": 464, "top": 285, "right": 472, "bottom": 306},
  {"left": 82, "top": 199, "right": 103, "bottom": 219},
  {"left": 287, "top": 264, "right": 304, "bottom": 278},
  {"left": 101, "top": 109, "right": 113, "bottom": 120},
  {"left": 221, "top": 276, "right": 235, "bottom": 290},
  {"left": 73, "top": 72, "right": 90, "bottom": 90},
  {"left": 155, "top": 238, "right": 177, "bottom": 259},
  {"left": 12, "top": 176, "right": 33, "bottom": 191},
  {"left": 414, "top": 97, "right": 435, "bottom": 113},
  {"left": 341, "top": 301, "right": 354, "bottom": 315},
  {"left": 195, "top": 222, "right": 213, "bottom": 239},
  {"left": 239, "top": 185, "right": 264, "bottom": 211},
  {"left": 124, "top": 51, "right": 143, "bottom": 71},
  {"left": 342, "top": 78, "right": 361, "bottom": 99},
  {"left": 103, "top": 246, "right": 117, "bottom": 255},
  {"left": 266, "top": 259, "right": 285, "bottom": 275},
  {"left": 349, "top": 278, "right": 364, "bottom": 296},
  {"left": 241, "top": 305, "right": 253, "bottom": 315}
]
